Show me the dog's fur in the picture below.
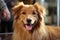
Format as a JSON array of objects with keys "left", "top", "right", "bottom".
[{"left": 12, "top": 2, "right": 60, "bottom": 40}]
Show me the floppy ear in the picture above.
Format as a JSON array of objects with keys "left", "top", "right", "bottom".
[
  {"left": 12, "top": 2, "right": 24, "bottom": 16},
  {"left": 34, "top": 2, "right": 46, "bottom": 16}
]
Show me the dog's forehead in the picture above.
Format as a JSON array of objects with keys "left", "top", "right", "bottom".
[
  {"left": 23, "top": 5, "right": 32, "bottom": 7},
  {"left": 21, "top": 5, "right": 36, "bottom": 10}
]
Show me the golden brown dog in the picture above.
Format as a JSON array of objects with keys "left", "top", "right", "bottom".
[{"left": 12, "top": 2, "right": 60, "bottom": 40}]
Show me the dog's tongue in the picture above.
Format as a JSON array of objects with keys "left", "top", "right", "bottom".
[{"left": 25, "top": 25, "right": 32, "bottom": 31}]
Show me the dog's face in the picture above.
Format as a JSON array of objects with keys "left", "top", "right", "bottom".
[
  {"left": 13, "top": 2, "right": 45, "bottom": 31},
  {"left": 20, "top": 6, "right": 39, "bottom": 31}
]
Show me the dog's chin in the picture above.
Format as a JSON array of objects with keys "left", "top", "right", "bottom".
[{"left": 24, "top": 24, "right": 33, "bottom": 31}]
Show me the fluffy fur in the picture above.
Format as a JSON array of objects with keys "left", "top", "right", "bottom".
[{"left": 12, "top": 2, "right": 60, "bottom": 40}]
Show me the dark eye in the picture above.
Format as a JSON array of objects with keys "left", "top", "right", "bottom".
[
  {"left": 22, "top": 12, "right": 26, "bottom": 15},
  {"left": 32, "top": 12, "right": 36, "bottom": 15}
]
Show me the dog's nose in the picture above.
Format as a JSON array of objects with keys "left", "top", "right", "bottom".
[{"left": 27, "top": 19, "right": 31, "bottom": 23}]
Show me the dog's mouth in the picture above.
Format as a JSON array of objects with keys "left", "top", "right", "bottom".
[
  {"left": 24, "top": 21, "right": 37, "bottom": 31},
  {"left": 24, "top": 24, "right": 33, "bottom": 31}
]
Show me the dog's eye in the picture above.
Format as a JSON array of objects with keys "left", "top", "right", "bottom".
[
  {"left": 22, "top": 12, "right": 26, "bottom": 15},
  {"left": 32, "top": 12, "right": 36, "bottom": 15}
]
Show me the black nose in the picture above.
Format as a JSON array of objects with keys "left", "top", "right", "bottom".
[{"left": 27, "top": 19, "right": 31, "bottom": 23}]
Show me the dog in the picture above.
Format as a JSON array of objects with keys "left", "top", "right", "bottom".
[{"left": 12, "top": 2, "right": 60, "bottom": 40}]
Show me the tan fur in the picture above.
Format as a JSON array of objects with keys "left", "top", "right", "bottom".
[{"left": 12, "top": 2, "right": 60, "bottom": 40}]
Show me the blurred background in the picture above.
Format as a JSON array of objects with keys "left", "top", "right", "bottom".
[
  {"left": 37, "top": 0, "right": 58, "bottom": 26},
  {"left": 0, "top": 0, "right": 60, "bottom": 40}
]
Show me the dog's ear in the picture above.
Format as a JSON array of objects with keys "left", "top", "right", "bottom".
[
  {"left": 34, "top": 2, "right": 46, "bottom": 16},
  {"left": 12, "top": 2, "right": 24, "bottom": 16}
]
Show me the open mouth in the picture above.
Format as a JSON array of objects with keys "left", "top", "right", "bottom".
[
  {"left": 23, "top": 20, "right": 37, "bottom": 31},
  {"left": 24, "top": 24, "right": 33, "bottom": 31}
]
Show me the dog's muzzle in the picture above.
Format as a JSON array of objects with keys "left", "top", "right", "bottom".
[
  {"left": 23, "top": 15, "right": 38, "bottom": 31},
  {"left": 24, "top": 18, "right": 37, "bottom": 31},
  {"left": 24, "top": 18, "right": 33, "bottom": 31}
]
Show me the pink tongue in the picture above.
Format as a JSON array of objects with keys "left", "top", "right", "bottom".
[{"left": 26, "top": 25, "right": 32, "bottom": 31}]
